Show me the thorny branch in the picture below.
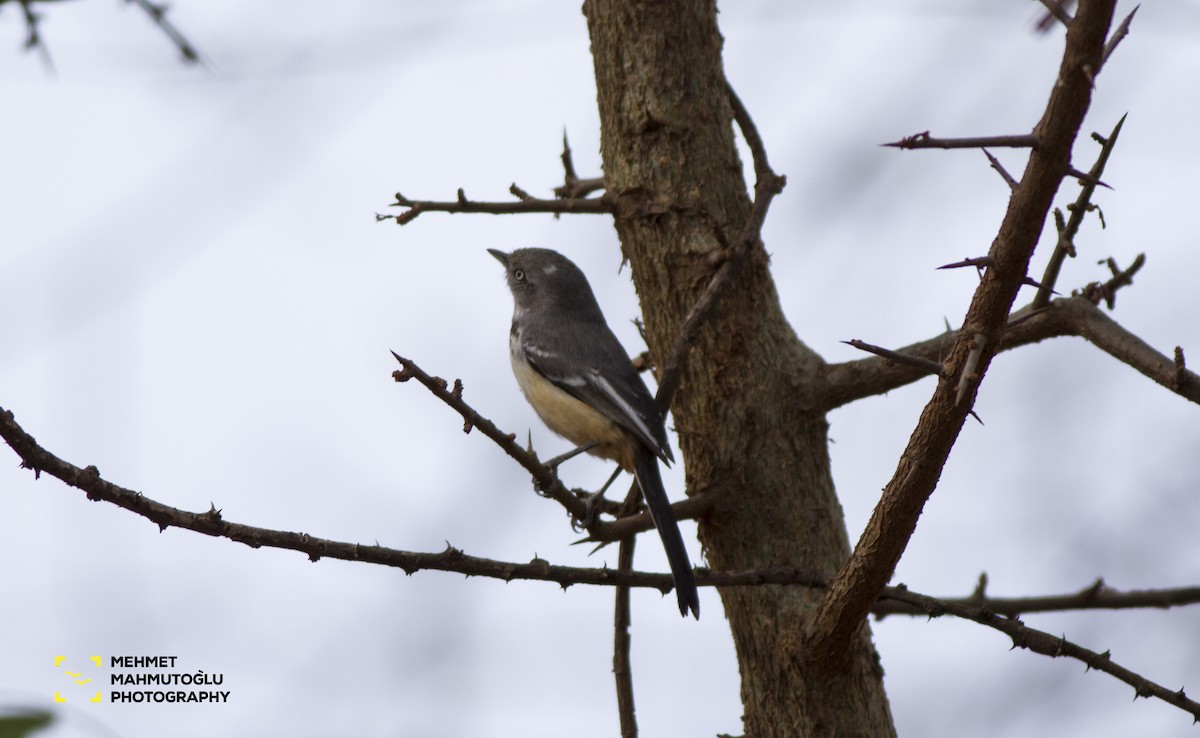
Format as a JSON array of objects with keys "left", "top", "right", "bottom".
[
  {"left": 390, "top": 352, "right": 588, "bottom": 522},
  {"left": 1033, "top": 114, "right": 1127, "bottom": 307},
  {"left": 874, "top": 576, "right": 1200, "bottom": 618},
  {"left": 383, "top": 188, "right": 612, "bottom": 226},
  {"left": 824, "top": 115, "right": 1180, "bottom": 411},
  {"left": 4, "top": 403, "right": 1199, "bottom": 720},
  {"left": 379, "top": 98, "right": 780, "bottom": 561},
  {"left": 3, "top": 403, "right": 1199, "bottom": 620},
  {"left": 389, "top": 352, "right": 711, "bottom": 542},
  {"left": 6, "top": 385, "right": 1200, "bottom": 722},
  {"left": 808, "top": 0, "right": 1119, "bottom": 670},
  {"left": 824, "top": 296, "right": 1200, "bottom": 409},
  {"left": 878, "top": 584, "right": 1200, "bottom": 722}
]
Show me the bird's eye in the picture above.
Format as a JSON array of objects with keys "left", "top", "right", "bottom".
[{"left": 513, "top": 269, "right": 526, "bottom": 282}]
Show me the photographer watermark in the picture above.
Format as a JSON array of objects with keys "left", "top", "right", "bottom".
[{"left": 54, "top": 655, "right": 230, "bottom": 705}]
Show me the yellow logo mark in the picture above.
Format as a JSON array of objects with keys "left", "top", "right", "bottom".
[{"left": 54, "top": 656, "right": 103, "bottom": 703}]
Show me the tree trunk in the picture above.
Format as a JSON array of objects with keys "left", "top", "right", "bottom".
[{"left": 583, "top": 1, "right": 897, "bottom": 736}]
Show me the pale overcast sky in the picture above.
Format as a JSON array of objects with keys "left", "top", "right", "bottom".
[{"left": 2, "top": 1, "right": 1199, "bottom": 736}]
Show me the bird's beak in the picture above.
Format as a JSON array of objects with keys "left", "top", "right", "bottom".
[{"left": 487, "top": 249, "right": 510, "bottom": 267}]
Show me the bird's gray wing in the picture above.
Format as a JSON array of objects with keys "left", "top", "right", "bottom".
[{"left": 519, "top": 326, "right": 673, "bottom": 464}]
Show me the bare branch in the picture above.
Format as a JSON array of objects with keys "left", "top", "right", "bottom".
[
  {"left": 884, "top": 132, "right": 1037, "bottom": 150},
  {"left": 825, "top": 293, "right": 1200, "bottom": 409},
  {"left": 874, "top": 577, "right": 1200, "bottom": 618},
  {"left": 389, "top": 352, "right": 593, "bottom": 519},
  {"left": 0, "top": 403, "right": 682, "bottom": 593},
  {"left": 1034, "top": 113, "right": 1127, "bottom": 307},
  {"left": 809, "top": 0, "right": 1119, "bottom": 670},
  {"left": 1064, "top": 294, "right": 1200, "bottom": 402},
  {"left": 9, "top": 397, "right": 1200, "bottom": 627},
  {"left": 7, "top": 402, "right": 1200, "bottom": 639},
  {"left": 878, "top": 584, "right": 1200, "bottom": 722},
  {"left": 383, "top": 189, "right": 612, "bottom": 226},
  {"left": 390, "top": 352, "right": 714, "bottom": 547}
]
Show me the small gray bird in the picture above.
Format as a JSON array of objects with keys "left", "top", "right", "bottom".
[{"left": 489, "top": 247, "right": 700, "bottom": 618}]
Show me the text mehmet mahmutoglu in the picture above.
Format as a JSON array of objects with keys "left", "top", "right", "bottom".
[{"left": 108, "top": 656, "right": 230, "bottom": 703}]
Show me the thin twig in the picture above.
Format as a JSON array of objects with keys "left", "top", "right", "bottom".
[
  {"left": 389, "top": 352, "right": 586, "bottom": 520},
  {"left": 383, "top": 190, "right": 612, "bottom": 226},
  {"left": 884, "top": 133, "right": 1037, "bottom": 150},
  {"left": 874, "top": 577, "right": 1200, "bottom": 618},
  {"left": 390, "top": 353, "right": 707, "bottom": 540},
  {"left": 1033, "top": 113, "right": 1126, "bottom": 307}
]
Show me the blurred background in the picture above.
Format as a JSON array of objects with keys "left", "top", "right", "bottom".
[{"left": 2, "top": 1, "right": 1198, "bottom": 736}]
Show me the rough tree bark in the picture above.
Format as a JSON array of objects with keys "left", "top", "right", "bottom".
[{"left": 583, "top": 1, "right": 896, "bottom": 735}]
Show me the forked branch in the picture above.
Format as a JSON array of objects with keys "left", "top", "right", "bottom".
[{"left": 808, "top": 0, "right": 1119, "bottom": 669}]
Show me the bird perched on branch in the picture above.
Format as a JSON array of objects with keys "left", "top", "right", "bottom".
[{"left": 488, "top": 247, "right": 700, "bottom": 618}]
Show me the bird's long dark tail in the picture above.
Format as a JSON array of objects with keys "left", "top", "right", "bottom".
[{"left": 633, "top": 449, "right": 700, "bottom": 618}]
